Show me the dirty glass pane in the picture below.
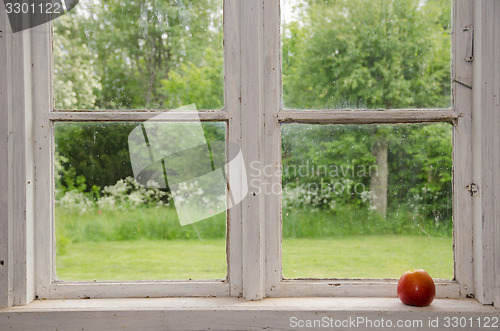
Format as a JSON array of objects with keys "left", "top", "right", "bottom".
[
  {"left": 281, "top": 0, "right": 452, "bottom": 110},
  {"left": 55, "top": 122, "right": 227, "bottom": 281},
  {"left": 281, "top": 123, "right": 453, "bottom": 279},
  {"left": 53, "top": 0, "right": 223, "bottom": 110}
]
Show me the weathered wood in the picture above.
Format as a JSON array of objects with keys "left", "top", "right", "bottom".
[
  {"left": 263, "top": 0, "right": 282, "bottom": 298},
  {"left": 240, "top": 0, "right": 266, "bottom": 300},
  {"left": 1, "top": 0, "right": 498, "bottom": 314},
  {"left": 49, "top": 111, "right": 228, "bottom": 122},
  {"left": 44, "top": 282, "right": 230, "bottom": 300},
  {"left": 10, "top": 28, "right": 35, "bottom": 307},
  {"left": 225, "top": 0, "right": 244, "bottom": 298},
  {"left": 1, "top": 298, "right": 498, "bottom": 331},
  {"left": 453, "top": 0, "right": 473, "bottom": 88},
  {"left": 278, "top": 109, "right": 458, "bottom": 124},
  {"left": 452, "top": 0, "right": 474, "bottom": 299},
  {"left": 472, "top": 0, "right": 500, "bottom": 305},
  {"left": 270, "top": 280, "right": 461, "bottom": 299},
  {"left": 493, "top": 0, "right": 500, "bottom": 308},
  {"left": 0, "top": 1, "right": 12, "bottom": 309},
  {"left": 31, "top": 22, "right": 56, "bottom": 301}
]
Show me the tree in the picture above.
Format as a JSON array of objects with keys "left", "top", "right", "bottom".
[
  {"left": 79, "top": 0, "right": 223, "bottom": 109},
  {"left": 283, "top": 0, "right": 451, "bottom": 109},
  {"left": 53, "top": 14, "right": 101, "bottom": 109},
  {"left": 282, "top": 0, "right": 452, "bottom": 222},
  {"left": 53, "top": 0, "right": 225, "bottom": 190}
]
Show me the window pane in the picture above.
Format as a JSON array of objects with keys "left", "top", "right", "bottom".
[
  {"left": 281, "top": 0, "right": 452, "bottom": 110},
  {"left": 55, "top": 122, "right": 227, "bottom": 281},
  {"left": 53, "top": 0, "right": 223, "bottom": 110},
  {"left": 281, "top": 123, "right": 453, "bottom": 279}
]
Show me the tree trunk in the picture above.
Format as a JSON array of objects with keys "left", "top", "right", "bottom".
[{"left": 370, "top": 138, "right": 388, "bottom": 218}]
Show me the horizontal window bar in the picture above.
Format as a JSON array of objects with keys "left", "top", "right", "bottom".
[
  {"left": 269, "top": 280, "right": 460, "bottom": 299},
  {"left": 278, "top": 109, "right": 458, "bottom": 125},
  {"left": 41, "top": 281, "right": 230, "bottom": 300},
  {"left": 49, "top": 111, "right": 229, "bottom": 122}
]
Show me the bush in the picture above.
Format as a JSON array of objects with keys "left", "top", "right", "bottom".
[{"left": 282, "top": 205, "right": 451, "bottom": 239}]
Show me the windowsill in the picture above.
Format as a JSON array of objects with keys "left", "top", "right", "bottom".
[{"left": 1, "top": 298, "right": 498, "bottom": 330}]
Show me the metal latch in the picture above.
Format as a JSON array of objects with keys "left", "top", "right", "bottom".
[
  {"left": 466, "top": 183, "right": 478, "bottom": 196},
  {"left": 464, "top": 26, "right": 474, "bottom": 62}
]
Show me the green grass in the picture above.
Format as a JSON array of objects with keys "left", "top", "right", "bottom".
[
  {"left": 55, "top": 205, "right": 453, "bottom": 281},
  {"left": 282, "top": 206, "right": 452, "bottom": 238},
  {"left": 56, "top": 239, "right": 227, "bottom": 281},
  {"left": 56, "top": 207, "right": 226, "bottom": 244},
  {"left": 282, "top": 235, "right": 453, "bottom": 280},
  {"left": 56, "top": 235, "right": 453, "bottom": 281}
]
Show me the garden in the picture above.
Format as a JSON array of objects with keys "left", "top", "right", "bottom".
[{"left": 54, "top": 0, "right": 454, "bottom": 281}]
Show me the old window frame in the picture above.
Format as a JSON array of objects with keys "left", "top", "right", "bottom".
[
  {"left": 34, "top": 0, "right": 242, "bottom": 300},
  {"left": 0, "top": 0, "right": 499, "bottom": 308},
  {"left": 255, "top": 0, "right": 472, "bottom": 300}
]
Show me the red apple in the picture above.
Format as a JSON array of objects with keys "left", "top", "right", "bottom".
[{"left": 397, "top": 269, "right": 436, "bottom": 307}]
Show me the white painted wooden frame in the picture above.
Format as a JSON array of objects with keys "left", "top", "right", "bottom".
[
  {"left": 33, "top": 1, "right": 241, "bottom": 300},
  {"left": 0, "top": 3, "right": 12, "bottom": 308},
  {"left": 452, "top": 0, "right": 474, "bottom": 300},
  {"left": 471, "top": 0, "right": 500, "bottom": 306},
  {"left": 239, "top": 0, "right": 266, "bottom": 300},
  {"left": 0, "top": 5, "right": 36, "bottom": 307},
  {"left": 2, "top": 0, "right": 500, "bottom": 308},
  {"left": 257, "top": 0, "right": 474, "bottom": 299}
]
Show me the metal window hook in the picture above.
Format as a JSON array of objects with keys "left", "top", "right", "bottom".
[{"left": 464, "top": 25, "right": 474, "bottom": 62}]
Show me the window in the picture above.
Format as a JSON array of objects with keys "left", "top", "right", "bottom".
[
  {"left": 1, "top": 0, "right": 500, "bottom": 311},
  {"left": 44, "top": 0, "right": 234, "bottom": 298},
  {"left": 279, "top": 0, "right": 454, "bottom": 282},
  {"left": 52, "top": 0, "right": 227, "bottom": 281}
]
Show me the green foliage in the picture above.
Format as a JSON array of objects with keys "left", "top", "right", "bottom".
[
  {"left": 282, "top": 0, "right": 451, "bottom": 109},
  {"left": 282, "top": 123, "right": 452, "bottom": 224},
  {"left": 280, "top": 0, "right": 453, "bottom": 226},
  {"left": 282, "top": 124, "right": 375, "bottom": 210},
  {"left": 161, "top": 47, "right": 224, "bottom": 110},
  {"left": 391, "top": 123, "right": 453, "bottom": 222},
  {"left": 53, "top": 0, "right": 225, "bottom": 192},
  {"left": 55, "top": 122, "right": 225, "bottom": 193},
  {"left": 56, "top": 207, "right": 226, "bottom": 243},
  {"left": 283, "top": 205, "right": 451, "bottom": 239},
  {"left": 53, "top": 0, "right": 454, "bottom": 237},
  {"left": 55, "top": 153, "right": 87, "bottom": 199},
  {"left": 55, "top": 122, "right": 136, "bottom": 190},
  {"left": 53, "top": 15, "right": 102, "bottom": 109},
  {"left": 55, "top": 0, "right": 223, "bottom": 110}
]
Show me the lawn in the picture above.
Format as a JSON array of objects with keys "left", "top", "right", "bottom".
[
  {"left": 56, "top": 235, "right": 453, "bottom": 281},
  {"left": 56, "top": 239, "right": 227, "bottom": 281},
  {"left": 282, "top": 236, "right": 453, "bottom": 280}
]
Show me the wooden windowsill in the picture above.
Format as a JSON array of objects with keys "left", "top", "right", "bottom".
[{"left": 1, "top": 297, "right": 498, "bottom": 330}]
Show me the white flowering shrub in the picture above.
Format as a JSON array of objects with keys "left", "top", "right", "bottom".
[
  {"left": 57, "top": 190, "right": 94, "bottom": 214},
  {"left": 57, "top": 176, "right": 170, "bottom": 212},
  {"left": 282, "top": 178, "right": 371, "bottom": 211},
  {"left": 171, "top": 180, "right": 225, "bottom": 209},
  {"left": 98, "top": 177, "right": 170, "bottom": 209}
]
